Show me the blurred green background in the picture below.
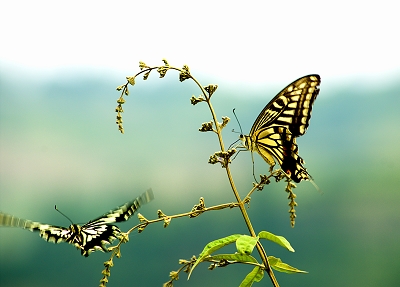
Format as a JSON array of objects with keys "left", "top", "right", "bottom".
[
  {"left": 1, "top": 67, "right": 399, "bottom": 287},
  {"left": 1, "top": 1, "right": 399, "bottom": 286}
]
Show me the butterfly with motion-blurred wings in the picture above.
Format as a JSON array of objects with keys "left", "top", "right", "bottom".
[
  {"left": 238, "top": 75, "right": 321, "bottom": 183},
  {"left": 0, "top": 189, "right": 154, "bottom": 257}
]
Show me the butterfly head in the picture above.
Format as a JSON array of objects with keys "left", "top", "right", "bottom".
[
  {"left": 69, "top": 224, "right": 82, "bottom": 234},
  {"left": 66, "top": 224, "right": 84, "bottom": 244},
  {"left": 240, "top": 134, "right": 256, "bottom": 152},
  {"left": 232, "top": 108, "right": 251, "bottom": 149}
]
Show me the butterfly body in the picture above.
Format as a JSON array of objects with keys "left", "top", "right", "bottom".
[
  {"left": 240, "top": 75, "right": 320, "bottom": 183},
  {"left": 0, "top": 189, "right": 154, "bottom": 256}
]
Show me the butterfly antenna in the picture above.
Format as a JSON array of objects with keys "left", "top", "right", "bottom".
[
  {"left": 251, "top": 152, "right": 258, "bottom": 183},
  {"left": 232, "top": 108, "right": 243, "bottom": 135},
  {"left": 54, "top": 205, "right": 74, "bottom": 224}
]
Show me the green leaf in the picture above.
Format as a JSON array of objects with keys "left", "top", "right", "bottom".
[
  {"left": 239, "top": 266, "right": 264, "bottom": 287},
  {"left": 254, "top": 268, "right": 264, "bottom": 282},
  {"left": 236, "top": 235, "right": 258, "bottom": 255},
  {"left": 208, "top": 253, "right": 258, "bottom": 264},
  {"left": 188, "top": 234, "right": 241, "bottom": 279},
  {"left": 258, "top": 231, "right": 295, "bottom": 252},
  {"left": 268, "top": 256, "right": 308, "bottom": 274}
]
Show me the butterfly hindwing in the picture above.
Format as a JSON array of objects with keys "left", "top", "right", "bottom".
[
  {"left": 242, "top": 75, "right": 320, "bottom": 182},
  {"left": 72, "top": 224, "right": 120, "bottom": 256}
]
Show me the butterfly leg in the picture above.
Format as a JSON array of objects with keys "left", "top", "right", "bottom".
[
  {"left": 251, "top": 151, "right": 259, "bottom": 183},
  {"left": 231, "top": 149, "right": 241, "bottom": 161}
]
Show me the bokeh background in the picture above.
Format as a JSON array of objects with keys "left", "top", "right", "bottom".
[{"left": 1, "top": 1, "right": 399, "bottom": 287}]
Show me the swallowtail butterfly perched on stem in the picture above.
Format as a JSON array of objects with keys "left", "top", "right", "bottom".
[
  {"left": 239, "top": 75, "right": 320, "bottom": 183},
  {"left": 0, "top": 189, "right": 154, "bottom": 257}
]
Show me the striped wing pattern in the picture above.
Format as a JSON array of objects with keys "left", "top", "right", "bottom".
[
  {"left": 0, "top": 189, "right": 154, "bottom": 257},
  {"left": 242, "top": 75, "right": 320, "bottom": 182}
]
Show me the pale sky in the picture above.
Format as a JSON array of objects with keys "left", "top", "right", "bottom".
[{"left": 0, "top": 0, "right": 399, "bottom": 83}]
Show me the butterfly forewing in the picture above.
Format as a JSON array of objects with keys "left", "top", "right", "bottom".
[
  {"left": 76, "top": 188, "right": 154, "bottom": 256},
  {"left": 250, "top": 75, "right": 320, "bottom": 136},
  {"left": 92, "top": 188, "right": 154, "bottom": 224},
  {"left": 0, "top": 213, "right": 72, "bottom": 243},
  {"left": 0, "top": 188, "right": 154, "bottom": 257},
  {"left": 38, "top": 225, "right": 73, "bottom": 243},
  {"left": 244, "top": 75, "right": 320, "bottom": 182}
]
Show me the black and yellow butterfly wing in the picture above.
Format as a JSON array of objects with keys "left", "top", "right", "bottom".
[
  {"left": 242, "top": 75, "right": 320, "bottom": 182},
  {"left": 0, "top": 215, "right": 70, "bottom": 242},
  {"left": 0, "top": 189, "right": 154, "bottom": 256},
  {"left": 75, "top": 188, "right": 155, "bottom": 256}
]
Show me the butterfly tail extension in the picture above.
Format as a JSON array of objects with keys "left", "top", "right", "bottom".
[
  {"left": 281, "top": 155, "right": 311, "bottom": 183},
  {"left": 280, "top": 131, "right": 311, "bottom": 183}
]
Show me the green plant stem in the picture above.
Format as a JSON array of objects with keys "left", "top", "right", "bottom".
[
  {"left": 204, "top": 258, "right": 265, "bottom": 269},
  {"left": 104, "top": 201, "right": 241, "bottom": 266},
  {"left": 179, "top": 67, "right": 279, "bottom": 287},
  {"left": 128, "top": 201, "right": 241, "bottom": 234},
  {"left": 121, "top": 65, "right": 279, "bottom": 286},
  {"left": 202, "top": 88, "right": 279, "bottom": 287},
  {"left": 225, "top": 144, "right": 279, "bottom": 287}
]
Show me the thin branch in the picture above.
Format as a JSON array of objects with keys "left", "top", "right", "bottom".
[
  {"left": 203, "top": 258, "right": 265, "bottom": 269},
  {"left": 100, "top": 199, "right": 242, "bottom": 283},
  {"left": 128, "top": 201, "right": 240, "bottom": 234},
  {"left": 112, "top": 61, "right": 280, "bottom": 287}
]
